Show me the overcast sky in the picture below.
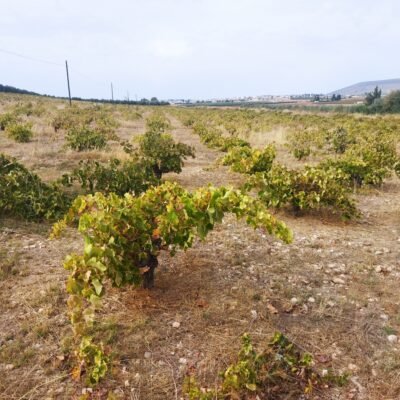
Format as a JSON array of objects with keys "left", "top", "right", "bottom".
[{"left": 1, "top": 0, "right": 399, "bottom": 99}]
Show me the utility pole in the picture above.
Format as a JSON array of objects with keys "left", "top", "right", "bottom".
[
  {"left": 65, "top": 60, "right": 72, "bottom": 106},
  {"left": 111, "top": 82, "right": 114, "bottom": 101}
]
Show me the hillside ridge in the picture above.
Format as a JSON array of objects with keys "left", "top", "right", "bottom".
[{"left": 329, "top": 78, "right": 400, "bottom": 96}]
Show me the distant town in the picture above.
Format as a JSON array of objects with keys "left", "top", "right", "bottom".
[
  {"left": 168, "top": 78, "right": 400, "bottom": 105},
  {"left": 168, "top": 93, "right": 356, "bottom": 105}
]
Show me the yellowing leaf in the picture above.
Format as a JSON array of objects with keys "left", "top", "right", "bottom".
[{"left": 92, "top": 278, "right": 103, "bottom": 296}]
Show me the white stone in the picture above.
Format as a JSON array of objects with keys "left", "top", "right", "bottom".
[
  {"left": 332, "top": 277, "right": 345, "bottom": 284},
  {"left": 290, "top": 297, "right": 299, "bottom": 305},
  {"left": 172, "top": 321, "right": 181, "bottom": 328},
  {"left": 387, "top": 335, "right": 398, "bottom": 343},
  {"left": 308, "top": 297, "right": 315, "bottom": 303},
  {"left": 179, "top": 357, "right": 187, "bottom": 364},
  {"left": 144, "top": 351, "right": 152, "bottom": 359},
  {"left": 348, "top": 363, "right": 358, "bottom": 371}
]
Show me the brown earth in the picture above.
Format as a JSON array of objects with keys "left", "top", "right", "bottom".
[{"left": 0, "top": 104, "right": 400, "bottom": 399}]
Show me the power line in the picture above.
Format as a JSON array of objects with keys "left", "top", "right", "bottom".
[
  {"left": 0, "top": 47, "right": 63, "bottom": 67},
  {"left": 68, "top": 66, "right": 106, "bottom": 86},
  {"left": 0, "top": 46, "right": 121, "bottom": 99},
  {"left": 0, "top": 47, "right": 103, "bottom": 84}
]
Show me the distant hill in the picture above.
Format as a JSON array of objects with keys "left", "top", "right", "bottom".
[
  {"left": 0, "top": 84, "right": 40, "bottom": 96},
  {"left": 0, "top": 84, "right": 169, "bottom": 105},
  {"left": 329, "top": 79, "right": 400, "bottom": 97}
]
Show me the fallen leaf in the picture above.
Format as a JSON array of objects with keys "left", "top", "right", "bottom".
[
  {"left": 71, "top": 365, "right": 82, "bottom": 381},
  {"left": 267, "top": 303, "right": 278, "bottom": 314},
  {"left": 316, "top": 353, "right": 332, "bottom": 363},
  {"left": 196, "top": 299, "right": 209, "bottom": 308}
]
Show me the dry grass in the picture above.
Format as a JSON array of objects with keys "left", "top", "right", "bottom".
[
  {"left": 0, "top": 94, "right": 400, "bottom": 399},
  {"left": 246, "top": 125, "right": 288, "bottom": 148}
]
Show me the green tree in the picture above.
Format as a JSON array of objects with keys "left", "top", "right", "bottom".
[
  {"left": 331, "top": 94, "right": 341, "bottom": 101},
  {"left": 383, "top": 90, "right": 400, "bottom": 113},
  {"left": 365, "top": 86, "right": 382, "bottom": 106}
]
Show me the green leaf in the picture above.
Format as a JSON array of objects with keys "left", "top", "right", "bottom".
[
  {"left": 245, "top": 383, "right": 257, "bottom": 391},
  {"left": 92, "top": 278, "right": 103, "bottom": 296}
]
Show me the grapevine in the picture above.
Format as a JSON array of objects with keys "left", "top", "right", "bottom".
[
  {"left": 246, "top": 164, "right": 358, "bottom": 219},
  {"left": 0, "top": 153, "right": 70, "bottom": 221},
  {"left": 52, "top": 181, "right": 292, "bottom": 383},
  {"left": 222, "top": 144, "right": 276, "bottom": 174}
]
